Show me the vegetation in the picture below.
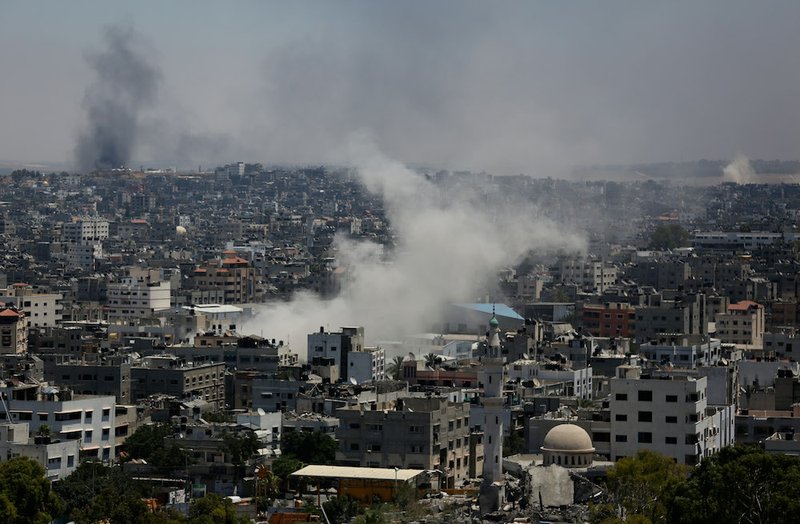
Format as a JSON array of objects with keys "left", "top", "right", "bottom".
[
  {"left": 121, "top": 423, "right": 189, "bottom": 473},
  {"left": 424, "top": 353, "right": 443, "bottom": 370},
  {"left": 0, "top": 457, "right": 61, "bottom": 524},
  {"left": 386, "top": 355, "right": 406, "bottom": 379},
  {"left": 221, "top": 430, "right": 261, "bottom": 466},
  {"left": 590, "top": 446, "right": 800, "bottom": 524},
  {"left": 281, "top": 430, "right": 337, "bottom": 465},
  {"left": 188, "top": 494, "right": 250, "bottom": 524},
  {"left": 648, "top": 223, "right": 689, "bottom": 250}
]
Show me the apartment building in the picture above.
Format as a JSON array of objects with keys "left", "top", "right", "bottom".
[
  {"left": 131, "top": 356, "right": 225, "bottom": 409},
  {"left": 581, "top": 302, "right": 636, "bottom": 338},
  {"left": 715, "top": 300, "right": 765, "bottom": 348},
  {"left": 556, "top": 257, "right": 617, "bottom": 293},
  {"left": 0, "top": 306, "right": 27, "bottom": 354},
  {"left": 335, "top": 396, "right": 479, "bottom": 489},
  {"left": 346, "top": 347, "right": 386, "bottom": 384},
  {"left": 307, "top": 326, "right": 364, "bottom": 380},
  {"left": 0, "top": 422, "right": 81, "bottom": 480},
  {"left": 0, "top": 284, "right": 62, "bottom": 328},
  {"left": 43, "top": 355, "right": 132, "bottom": 403},
  {"left": 62, "top": 217, "right": 109, "bottom": 243},
  {"left": 609, "top": 365, "right": 734, "bottom": 465},
  {"left": 106, "top": 276, "right": 171, "bottom": 321},
  {"left": 0, "top": 383, "right": 116, "bottom": 462},
  {"left": 190, "top": 253, "right": 258, "bottom": 304}
]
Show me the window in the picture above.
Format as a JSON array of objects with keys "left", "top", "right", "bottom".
[
  {"left": 638, "top": 390, "right": 653, "bottom": 402},
  {"left": 638, "top": 432, "right": 652, "bottom": 443},
  {"left": 665, "top": 436, "right": 677, "bottom": 444},
  {"left": 666, "top": 416, "right": 678, "bottom": 424},
  {"left": 638, "top": 411, "right": 653, "bottom": 422},
  {"left": 349, "top": 443, "right": 359, "bottom": 451},
  {"left": 615, "top": 434, "right": 627, "bottom": 442},
  {"left": 615, "top": 414, "right": 627, "bottom": 421},
  {"left": 666, "top": 395, "right": 678, "bottom": 403},
  {"left": 615, "top": 393, "right": 628, "bottom": 401}
]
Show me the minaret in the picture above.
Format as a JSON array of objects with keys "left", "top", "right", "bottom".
[{"left": 480, "top": 308, "right": 506, "bottom": 513}]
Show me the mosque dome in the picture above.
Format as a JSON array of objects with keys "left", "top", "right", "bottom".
[{"left": 540, "top": 423, "right": 594, "bottom": 467}]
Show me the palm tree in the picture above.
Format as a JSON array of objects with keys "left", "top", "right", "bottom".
[
  {"left": 386, "top": 356, "right": 406, "bottom": 380},
  {"left": 424, "top": 353, "right": 443, "bottom": 370}
]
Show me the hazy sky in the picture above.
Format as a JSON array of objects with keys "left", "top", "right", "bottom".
[{"left": 2, "top": 1, "right": 800, "bottom": 174}]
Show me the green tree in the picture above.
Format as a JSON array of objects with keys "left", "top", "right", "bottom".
[
  {"left": 122, "top": 423, "right": 188, "bottom": 473},
  {"left": 424, "top": 353, "right": 442, "bottom": 370},
  {"left": 648, "top": 224, "right": 689, "bottom": 250},
  {"left": 0, "top": 457, "right": 61, "bottom": 524},
  {"left": 322, "top": 495, "right": 361, "bottom": 524},
  {"left": 54, "top": 461, "right": 154, "bottom": 524},
  {"left": 221, "top": 430, "right": 261, "bottom": 466},
  {"left": 669, "top": 445, "right": 800, "bottom": 524},
  {"left": 386, "top": 355, "right": 406, "bottom": 380},
  {"left": 188, "top": 494, "right": 249, "bottom": 524},
  {"left": 281, "top": 431, "right": 337, "bottom": 465},
  {"left": 597, "top": 450, "right": 688, "bottom": 524}
]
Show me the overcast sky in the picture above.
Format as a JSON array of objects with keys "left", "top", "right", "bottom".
[{"left": 2, "top": 1, "right": 800, "bottom": 174}]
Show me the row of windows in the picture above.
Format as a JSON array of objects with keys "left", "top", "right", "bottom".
[{"left": 615, "top": 392, "right": 699, "bottom": 402}]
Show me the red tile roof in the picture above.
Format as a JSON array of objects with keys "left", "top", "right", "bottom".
[{"left": 728, "top": 300, "right": 762, "bottom": 311}]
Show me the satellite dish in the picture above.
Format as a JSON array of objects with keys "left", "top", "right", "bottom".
[
  {"left": 257, "top": 408, "right": 265, "bottom": 416},
  {"left": 349, "top": 377, "right": 358, "bottom": 385}
]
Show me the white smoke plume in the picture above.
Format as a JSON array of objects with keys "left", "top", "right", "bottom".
[
  {"left": 242, "top": 135, "right": 585, "bottom": 358},
  {"left": 722, "top": 153, "right": 756, "bottom": 184}
]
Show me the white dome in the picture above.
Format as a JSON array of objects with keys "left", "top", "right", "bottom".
[{"left": 541, "top": 424, "right": 594, "bottom": 453}]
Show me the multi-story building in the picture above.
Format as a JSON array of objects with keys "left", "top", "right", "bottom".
[
  {"left": 189, "top": 253, "right": 258, "bottom": 304},
  {"left": 715, "top": 301, "right": 765, "bottom": 348},
  {"left": 638, "top": 336, "right": 722, "bottom": 368},
  {"left": 131, "top": 356, "right": 225, "bottom": 409},
  {"left": 634, "top": 297, "right": 702, "bottom": 343},
  {"left": 346, "top": 347, "right": 386, "bottom": 384},
  {"left": 0, "top": 422, "right": 81, "bottom": 480},
  {"left": 307, "top": 326, "right": 364, "bottom": 378},
  {"left": 105, "top": 276, "right": 170, "bottom": 321},
  {"left": 62, "top": 217, "right": 109, "bottom": 243},
  {"left": 608, "top": 365, "right": 734, "bottom": 465},
  {"left": 0, "top": 284, "right": 63, "bottom": 328},
  {"left": 506, "top": 359, "right": 593, "bottom": 400},
  {"left": 0, "top": 306, "right": 27, "bottom": 354},
  {"left": 0, "top": 383, "right": 116, "bottom": 462},
  {"left": 335, "top": 396, "right": 478, "bottom": 489},
  {"left": 556, "top": 257, "right": 617, "bottom": 293},
  {"left": 581, "top": 302, "right": 636, "bottom": 338},
  {"left": 43, "top": 355, "right": 132, "bottom": 403}
]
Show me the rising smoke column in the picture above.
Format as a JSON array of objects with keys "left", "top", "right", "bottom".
[
  {"left": 243, "top": 135, "right": 585, "bottom": 356},
  {"left": 722, "top": 153, "right": 756, "bottom": 184},
  {"left": 75, "top": 25, "right": 160, "bottom": 172}
]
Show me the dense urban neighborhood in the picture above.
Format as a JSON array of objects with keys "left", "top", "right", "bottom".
[{"left": 2, "top": 164, "right": 800, "bottom": 522}]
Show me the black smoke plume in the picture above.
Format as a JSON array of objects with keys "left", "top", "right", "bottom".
[{"left": 75, "top": 25, "right": 160, "bottom": 172}]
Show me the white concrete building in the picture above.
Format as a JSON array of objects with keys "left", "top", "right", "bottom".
[
  {"left": 306, "top": 326, "right": 364, "bottom": 382},
  {"left": 182, "top": 304, "right": 243, "bottom": 335},
  {"left": 715, "top": 301, "right": 765, "bottom": 348},
  {"left": 639, "top": 337, "right": 722, "bottom": 368},
  {"left": 1, "top": 386, "right": 116, "bottom": 462},
  {"left": 557, "top": 257, "right": 617, "bottom": 293},
  {"left": 62, "top": 217, "right": 109, "bottom": 243},
  {"left": 347, "top": 347, "right": 386, "bottom": 384},
  {"left": 507, "top": 359, "right": 593, "bottom": 400},
  {"left": 106, "top": 277, "right": 171, "bottom": 320},
  {"left": 609, "top": 365, "right": 734, "bottom": 465},
  {"left": 0, "top": 284, "right": 63, "bottom": 328},
  {"left": 0, "top": 422, "right": 80, "bottom": 480}
]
